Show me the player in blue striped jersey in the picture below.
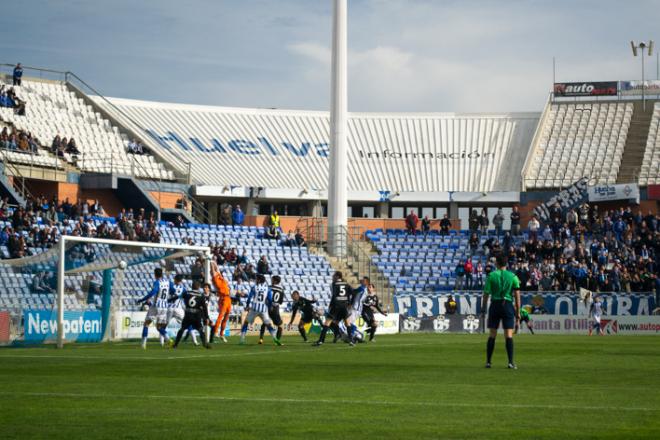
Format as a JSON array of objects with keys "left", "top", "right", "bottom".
[
  {"left": 239, "top": 274, "right": 282, "bottom": 346},
  {"left": 137, "top": 268, "right": 172, "bottom": 349}
]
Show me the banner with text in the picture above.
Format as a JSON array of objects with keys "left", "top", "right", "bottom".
[
  {"left": 554, "top": 82, "right": 618, "bottom": 97},
  {"left": 24, "top": 310, "right": 103, "bottom": 343},
  {"left": 394, "top": 292, "right": 656, "bottom": 317},
  {"left": 588, "top": 183, "right": 640, "bottom": 202},
  {"left": 528, "top": 315, "right": 660, "bottom": 335},
  {"left": 533, "top": 177, "right": 589, "bottom": 222},
  {"left": 619, "top": 80, "right": 660, "bottom": 96}
]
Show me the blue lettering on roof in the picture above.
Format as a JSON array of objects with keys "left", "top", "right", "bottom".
[{"left": 144, "top": 129, "right": 330, "bottom": 158}]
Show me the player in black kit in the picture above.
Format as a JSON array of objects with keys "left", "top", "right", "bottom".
[
  {"left": 289, "top": 290, "right": 323, "bottom": 342},
  {"left": 171, "top": 281, "right": 211, "bottom": 349},
  {"left": 259, "top": 275, "right": 285, "bottom": 344},
  {"left": 314, "top": 271, "right": 354, "bottom": 346},
  {"left": 362, "top": 284, "right": 387, "bottom": 341}
]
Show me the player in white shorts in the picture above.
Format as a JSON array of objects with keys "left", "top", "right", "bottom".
[
  {"left": 137, "top": 268, "right": 172, "bottom": 349},
  {"left": 238, "top": 275, "right": 281, "bottom": 345},
  {"left": 588, "top": 296, "right": 604, "bottom": 336}
]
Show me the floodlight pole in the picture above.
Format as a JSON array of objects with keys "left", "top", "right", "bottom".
[
  {"left": 632, "top": 40, "right": 654, "bottom": 111},
  {"left": 327, "top": 0, "right": 348, "bottom": 257},
  {"left": 57, "top": 237, "right": 66, "bottom": 349},
  {"left": 642, "top": 48, "right": 646, "bottom": 110}
]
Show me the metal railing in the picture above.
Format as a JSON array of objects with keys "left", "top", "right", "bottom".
[
  {"left": 0, "top": 63, "right": 212, "bottom": 223},
  {"left": 0, "top": 149, "right": 35, "bottom": 202}
]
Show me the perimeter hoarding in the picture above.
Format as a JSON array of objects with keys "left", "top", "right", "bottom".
[{"left": 528, "top": 315, "right": 660, "bottom": 335}]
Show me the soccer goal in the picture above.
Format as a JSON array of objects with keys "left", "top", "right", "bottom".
[{"left": 0, "top": 236, "right": 210, "bottom": 348}]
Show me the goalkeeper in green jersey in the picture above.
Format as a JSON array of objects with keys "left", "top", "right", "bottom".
[{"left": 515, "top": 306, "right": 534, "bottom": 334}]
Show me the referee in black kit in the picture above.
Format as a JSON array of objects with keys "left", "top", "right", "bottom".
[{"left": 481, "top": 254, "right": 521, "bottom": 369}]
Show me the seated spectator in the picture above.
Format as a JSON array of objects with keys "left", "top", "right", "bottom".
[
  {"left": 265, "top": 224, "right": 281, "bottom": 240},
  {"left": 190, "top": 259, "right": 204, "bottom": 284},
  {"left": 285, "top": 229, "right": 296, "bottom": 247},
  {"left": 32, "top": 271, "right": 54, "bottom": 293},
  {"left": 66, "top": 138, "right": 80, "bottom": 154},
  {"left": 295, "top": 229, "right": 306, "bottom": 247},
  {"left": 445, "top": 295, "right": 457, "bottom": 314},
  {"left": 257, "top": 255, "right": 271, "bottom": 275},
  {"left": 237, "top": 249, "right": 249, "bottom": 265}
]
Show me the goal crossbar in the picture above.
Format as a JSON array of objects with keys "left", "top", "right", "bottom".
[{"left": 56, "top": 236, "right": 211, "bottom": 348}]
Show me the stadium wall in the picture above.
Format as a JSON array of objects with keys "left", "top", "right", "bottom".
[{"left": 24, "top": 180, "right": 124, "bottom": 217}]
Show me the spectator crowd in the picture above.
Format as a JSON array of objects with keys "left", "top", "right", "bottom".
[{"left": 452, "top": 202, "right": 659, "bottom": 294}]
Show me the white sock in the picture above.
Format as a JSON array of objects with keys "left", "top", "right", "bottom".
[
  {"left": 192, "top": 332, "right": 199, "bottom": 344},
  {"left": 141, "top": 337, "right": 147, "bottom": 346},
  {"left": 159, "top": 334, "right": 164, "bottom": 346}
]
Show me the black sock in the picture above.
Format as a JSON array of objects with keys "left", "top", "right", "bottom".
[
  {"left": 369, "top": 326, "right": 376, "bottom": 341},
  {"left": 276, "top": 326, "right": 282, "bottom": 340},
  {"left": 259, "top": 324, "right": 266, "bottom": 340},
  {"left": 505, "top": 337, "right": 514, "bottom": 364},
  {"left": 486, "top": 337, "right": 495, "bottom": 363},
  {"left": 298, "top": 326, "right": 307, "bottom": 341},
  {"left": 528, "top": 325, "right": 534, "bottom": 335},
  {"left": 174, "top": 328, "right": 185, "bottom": 347},
  {"left": 318, "top": 325, "right": 329, "bottom": 343}
]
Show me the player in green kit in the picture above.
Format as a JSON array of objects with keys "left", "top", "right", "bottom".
[
  {"left": 481, "top": 254, "right": 521, "bottom": 369},
  {"left": 515, "top": 306, "right": 534, "bottom": 334}
]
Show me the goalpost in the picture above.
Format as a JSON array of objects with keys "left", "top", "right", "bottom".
[{"left": 0, "top": 236, "right": 210, "bottom": 348}]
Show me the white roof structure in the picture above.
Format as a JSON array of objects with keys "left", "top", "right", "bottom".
[{"left": 98, "top": 97, "right": 539, "bottom": 193}]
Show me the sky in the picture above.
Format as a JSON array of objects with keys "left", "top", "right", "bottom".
[{"left": 1, "top": 0, "right": 659, "bottom": 113}]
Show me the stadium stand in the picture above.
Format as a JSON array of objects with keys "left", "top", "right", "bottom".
[
  {"left": 367, "top": 203, "right": 659, "bottom": 295},
  {"left": 525, "top": 102, "right": 632, "bottom": 188},
  {"left": 0, "top": 78, "right": 174, "bottom": 180},
  {"left": 98, "top": 97, "right": 539, "bottom": 192},
  {"left": 0, "top": 204, "right": 334, "bottom": 320},
  {"left": 640, "top": 103, "right": 660, "bottom": 185}
]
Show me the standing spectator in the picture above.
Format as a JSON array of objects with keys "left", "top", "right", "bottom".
[
  {"left": 475, "top": 261, "right": 484, "bottom": 288},
  {"left": 405, "top": 210, "right": 419, "bottom": 235},
  {"left": 421, "top": 215, "right": 431, "bottom": 235},
  {"left": 469, "top": 210, "right": 479, "bottom": 233},
  {"left": 479, "top": 208, "right": 489, "bottom": 235},
  {"left": 220, "top": 203, "right": 233, "bottom": 225},
  {"left": 510, "top": 206, "right": 521, "bottom": 236},
  {"left": 13, "top": 63, "right": 23, "bottom": 86},
  {"left": 493, "top": 208, "right": 505, "bottom": 237},
  {"left": 270, "top": 210, "right": 280, "bottom": 228},
  {"left": 464, "top": 259, "right": 474, "bottom": 290},
  {"left": 528, "top": 215, "right": 540, "bottom": 241},
  {"left": 440, "top": 214, "right": 451, "bottom": 236},
  {"left": 232, "top": 205, "right": 245, "bottom": 225},
  {"left": 455, "top": 261, "right": 466, "bottom": 290}
]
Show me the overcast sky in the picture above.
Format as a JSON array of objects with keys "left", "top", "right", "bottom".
[{"left": 1, "top": 0, "right": 658, "bottom": 113}]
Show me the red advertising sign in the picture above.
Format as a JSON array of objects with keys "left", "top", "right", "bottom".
[{"left": 647, "top": 184, "right": 660, "bottom": 200}]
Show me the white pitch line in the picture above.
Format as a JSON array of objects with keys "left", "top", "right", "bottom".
[{"left": 0, "top": 391, "right": 658, "bottom": 413}]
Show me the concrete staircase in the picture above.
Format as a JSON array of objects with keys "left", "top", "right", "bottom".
[
  {"left": 310, "top": 239, "right": 394, "bottom": 310},
  {"left": 618, "top": 101, "right": 656, "bottom": 183}
]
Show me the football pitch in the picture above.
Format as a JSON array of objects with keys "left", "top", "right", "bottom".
[{"left": 1, "top": 334, "right": 659, "bottom": 439}]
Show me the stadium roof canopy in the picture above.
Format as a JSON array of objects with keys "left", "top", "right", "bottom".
[{"left": 99, "top": 97, "right": 540, "bottom": 199}]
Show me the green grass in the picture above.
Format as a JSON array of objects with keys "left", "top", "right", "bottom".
[{"left": 1, "top": 334, "right": 659, "bottom": 439}]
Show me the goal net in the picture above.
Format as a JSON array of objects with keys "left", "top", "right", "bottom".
[{"left": 0, "top": 236, "right": 210, "bottom": 347}]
